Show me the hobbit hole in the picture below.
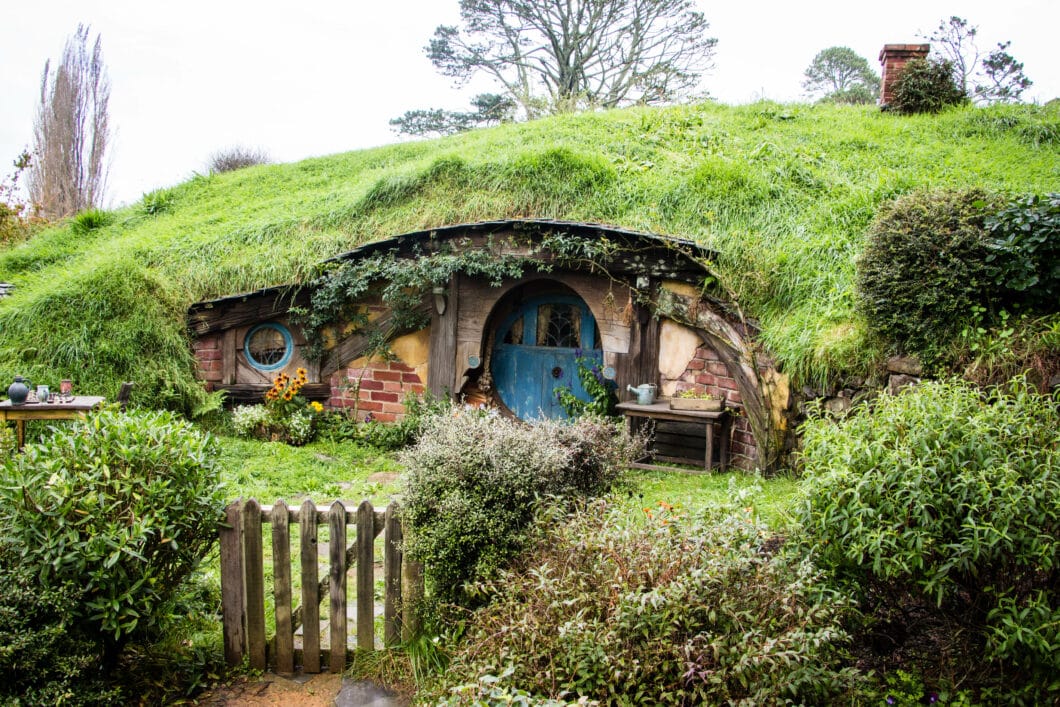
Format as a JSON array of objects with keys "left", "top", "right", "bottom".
[{"left": 188, "top": 220, "right": 789, "bottom": 470}]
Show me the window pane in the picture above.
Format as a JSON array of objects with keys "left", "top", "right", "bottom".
[{"left": 247, "top": 326, "right": 287, "bottom": 366}]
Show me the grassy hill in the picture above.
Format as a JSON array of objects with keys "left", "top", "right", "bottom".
[{"left": 1, "top": 101, "right": 1058, "bottom": 410}]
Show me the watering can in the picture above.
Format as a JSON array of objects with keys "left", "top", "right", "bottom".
[{"left": 627, "top": 383, "right": 657, "bottom": 405}]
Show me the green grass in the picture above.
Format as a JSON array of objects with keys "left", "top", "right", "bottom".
[
  {"left": 2, "top": 102, "right": 1057, "bottom": 407},
  {"left": 215, "top": 435, "right": 403, "bottom": 505}
]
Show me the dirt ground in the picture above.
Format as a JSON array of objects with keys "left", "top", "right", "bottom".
[{"left": 195, "top": 672, "right": 343, "bottom": 706}]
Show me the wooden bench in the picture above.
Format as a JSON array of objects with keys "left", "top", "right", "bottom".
[{"left": 617, "top": 400, "right": 732, "bottom": 473}]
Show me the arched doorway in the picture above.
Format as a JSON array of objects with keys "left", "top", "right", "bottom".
[{"left": 491, "top": 293, "right": 602, "bottom": 420}]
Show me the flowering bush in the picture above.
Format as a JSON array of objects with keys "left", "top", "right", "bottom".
[
  {"left": 401, "top": 411, "right": 644, "bottom": 605},
  {"left": 231, "top": 368, "right": 323, "bottom": 445}
]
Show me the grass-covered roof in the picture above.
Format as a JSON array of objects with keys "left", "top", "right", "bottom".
[{"left": 1, "top": 101, "right": 1058, "bottom": 410}]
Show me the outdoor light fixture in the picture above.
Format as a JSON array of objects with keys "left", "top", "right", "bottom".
[{"left": 433, "top": 286, "right": 447, "bottom": 315}]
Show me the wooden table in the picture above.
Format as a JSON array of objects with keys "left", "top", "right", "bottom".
[
  {"left": 617, "top": 400, "right": 732, "bottom": 473},
  {"left": 0, "top": 396, "right": 106, "bottom": 451}
]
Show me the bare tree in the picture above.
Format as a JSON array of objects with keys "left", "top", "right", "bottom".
[
  {"left": 28, "top": 24, "right": 111, "bottom": 219},
  {"left": 921, "top": 16, "right": 1032, "bottom": 104},
  {"left": 422, "top": 0, "right": 717, "bottom": 120}
]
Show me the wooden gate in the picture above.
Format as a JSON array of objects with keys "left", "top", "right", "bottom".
[{"left": 219, "top": 499, "right": 422, "bottom": 673}]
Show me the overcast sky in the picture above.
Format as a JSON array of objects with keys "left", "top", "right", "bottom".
[{"left": 3, "top": 0, "right": 1057, "bottom": 206}]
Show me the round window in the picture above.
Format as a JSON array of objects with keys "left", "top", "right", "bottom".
[{"left": 244, "top": 323, "right": 294, "bottom": 372}]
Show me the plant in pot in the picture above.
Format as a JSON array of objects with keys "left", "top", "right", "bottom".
[{"left": 669, "top": 388, "right": 725, "bottom": 411}]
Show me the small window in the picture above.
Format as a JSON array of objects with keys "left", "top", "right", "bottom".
[
  {"left": 537, "top": 304, "right": 580, "bottom": 348},
  {"left": 244, "top": 323, "right": 293, "bottom": 371},
  {"left": 503, "top": 315, "right": 524, "bottom": 345}
]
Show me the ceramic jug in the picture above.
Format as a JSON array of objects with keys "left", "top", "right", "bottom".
[{"left": 7, "top": 376, "right": 29, "bottom": 405}]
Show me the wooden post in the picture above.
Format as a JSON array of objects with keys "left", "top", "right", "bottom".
[
  {"left": 271, "top": 501, "right": 294, "bottom": 674},
  {"left": 357, "top": 500, "right": 375, "bottom": 651},
  {"left": 383, "top": 503, "right": 403, "bottom": 646},
  {"left": 299, "top": 499, "right": 321, "bottom": 673},
  {"left": 328, "top": 502, "right": 347, "bottom": 673},
  {"left": 243, "top": 499, "right": 267, "bottom": 671},
  {"left": 402, "top": 560, "right": 424, "bottom": 641},
  {"left": 219, "top": 501, "right": 246, "bottom": 667},
  {"left": 427, "top": 273, "right": 459, "bottom": 397}
]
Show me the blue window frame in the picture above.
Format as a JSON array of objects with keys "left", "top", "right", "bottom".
[{"left": 244, "top": 322, "right": 294, "bottom": 372}]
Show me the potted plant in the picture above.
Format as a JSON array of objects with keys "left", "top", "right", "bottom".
[{"left": 669, "top": 389, "right": 725, "bottom": 412}]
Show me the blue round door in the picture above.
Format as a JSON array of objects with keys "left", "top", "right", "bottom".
[{"left": 492, "top": 295, "right": 602, "bottom": 420}]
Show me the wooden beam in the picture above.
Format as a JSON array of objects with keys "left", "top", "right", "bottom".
[{"left": 427, "top": 274, "right": 459, "bottom": 397}]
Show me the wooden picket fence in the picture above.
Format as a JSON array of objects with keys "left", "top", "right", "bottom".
[{"left": 219, "top": 499, "right": 422, "bottom": 673}]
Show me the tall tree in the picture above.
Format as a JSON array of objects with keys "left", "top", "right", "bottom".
[
  {"left": 417, "top": 0, "right": 717, "bottom": 121},
  {"left": 27, "top": 24, "right": 111, "bottom": 219},
  {"left": 921, "top": 16, "right": 1032, "bottom": 105},
  {"left": 802, "top": 47, "right": 879, "bottom": 104},
  {"left": 390, "top": 93, "right": 517, "bottom": 137}
]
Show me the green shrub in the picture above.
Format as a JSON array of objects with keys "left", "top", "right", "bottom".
[
  {"left": 70, "top": 207, "right": 114, "bottom": 234},
  {"left": 433, "top": 501, "right": 860, "bottom": 705},
  {"left": 798, "top": 377, "right": 1060, "bottom": 700},
  {"left": 400, "top": 412, "right": 642, "bottom": 605},
  {"left": 984, "top": 192, "right": 1060, "bottom": 309},
  {"left": 856, "top": 188, "right": 996, "bottom": 362},
  {"left": 889, "top": 58, "right": 968, "bottom": 114},
  {"left": 0, "top": 408, "right": 225, "bottom": 649}
]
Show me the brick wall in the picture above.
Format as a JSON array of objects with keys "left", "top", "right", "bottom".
[
  {"left": 329, "top": 360, "right": 426, "bottom": 423},
  {"left": 193, "top": 333, "right": 223, "bottom": 388},
  {"left": 671, "top": 346, "right": 757, "bottom": 469}
]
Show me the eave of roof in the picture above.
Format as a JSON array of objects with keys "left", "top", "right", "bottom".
[{"left": 189, "top": 218, "right": 712, "bottom": 311}]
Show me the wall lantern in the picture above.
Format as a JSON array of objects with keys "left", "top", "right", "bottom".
[{"left": 432, "top": 286, "right": 447, "bottom": 315}]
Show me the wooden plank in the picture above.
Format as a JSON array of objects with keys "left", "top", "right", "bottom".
[
  {"left": 383, "top": 503, "right": 403, "bottom": 647},
  {"left": 427, "top": 273, "right": 459, "bottom": 397},
  {"left": 328, "top": 502, "right": 347, "bottom": 673},
  {"left": 222, "top": 329, "right": 237, "bottom": 385},
  {"left": 243, "top": 499, "right": 267, "bottom": 671},
  {"left": 215, "top": 383, "right": 330, "bottom": 404},
  {"left": 219, "top": 501, "right": 246, "bottom": 667},
  {"left": 402, "top": 560, "right": 424, "bottom": 641},
  {"left": 357, "top": 500, "right": 375, "bottom": 651},
  {"left": 271, "top": 501, "right": 294, "bottom": 674},
  {"left": 299, "top": 499, "right": 321, "bottom": 673}
]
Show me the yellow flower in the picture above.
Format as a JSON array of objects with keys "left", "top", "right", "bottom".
[
  {"left": 283, "top": 391, "right": 294, "bottom": 401},
  {"left": 309, "top": 401, "right": 324, "bottom": 413},
  {"left": 296, "top": 367, "right": 307, "bottom": 378}
]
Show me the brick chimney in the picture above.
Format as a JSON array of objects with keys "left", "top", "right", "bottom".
[{"left": 878, "top": 44, "right": 930, "bottom": 107}]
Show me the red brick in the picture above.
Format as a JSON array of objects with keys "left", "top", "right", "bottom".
[
  {"left": 373, "top": 370, "right": 403, "bottom": 382},
  {"left": 372, "top": 412, "right": 397, "bottom": 423},
  {"left": 201, "top": 371, "right": 222, "bottom": 382},
  {"left": 372, "top": 391, "right": 399, "bottom": 403},
  {"left": 696, "top": 347, "right": 719, "bottom": 361},
  {"left": 359, "top": 380, "right": 384, "bottom": 391},
  {"left": 196, "top": 348, "right": 222, "bottom": 361},
  {"left": 328, "top": 397, "right": 349, "bottom": 408},
  {"left": 358, "top": 389, "right": 374, "bottom": 402},
  {"left": 193, "top": 337, "right": 220, "bottom": 351},
  {"left": 202, "top": 359, "right": 222, "bottom": 372},
  {"left": 717, "top": 377, "right": 739, "bottom": 391},
  {"left": 725, "top": 389, "right": 741, "bottom": 403},
  {"left": 707, "top": 362, "right": 729, "bottom": 376},
  {"left": 358, "top": 401, "right": 384, "bottom": 413},
  {"left": 695, "top": 373, "right": 716, "bottom": 386},
  {"left": 407, "top": 384, "right": 426, "bottom": 395},
  {"left": 383, "top": 382, "right": 403, "bottom": 393},
  {"left": 382, "top": 402, "right": 407, "bottom": 415},
  {"left": 685, "top": 358, "right": 705, "bottom": 371},
  {"left": 345, "top": 368, "right": 368, "bottom": 379},
  {"left": 401, "top": 372, "right": 423, "bottom": 384},
  {"left": 389, "top": 362, "right": 415, "bottom": 373}
]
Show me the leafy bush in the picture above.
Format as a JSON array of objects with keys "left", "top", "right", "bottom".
[
  {"left": 856, "top": 188, "right": 996, "bottom": 362},
  {"left": 889, "top": 58, "right": 968, "bottom": 114},
  {"left": 70, "top": 207, "right": 114, "bottom": 234},
  {"left": 401, "top": 412, "right": 643, "bottom": 605},
  {"left": 432, "top": 501, "right": 860, "bottom": 705},
  {"left": 0, "top": 408, "right": 225, "bottom": 649},
  {"left": 984, "top": 192, "right": 1060, "bottom": 309},
  {"left": 798, "top": 377, "right": 1060, "bottom": 700}
]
